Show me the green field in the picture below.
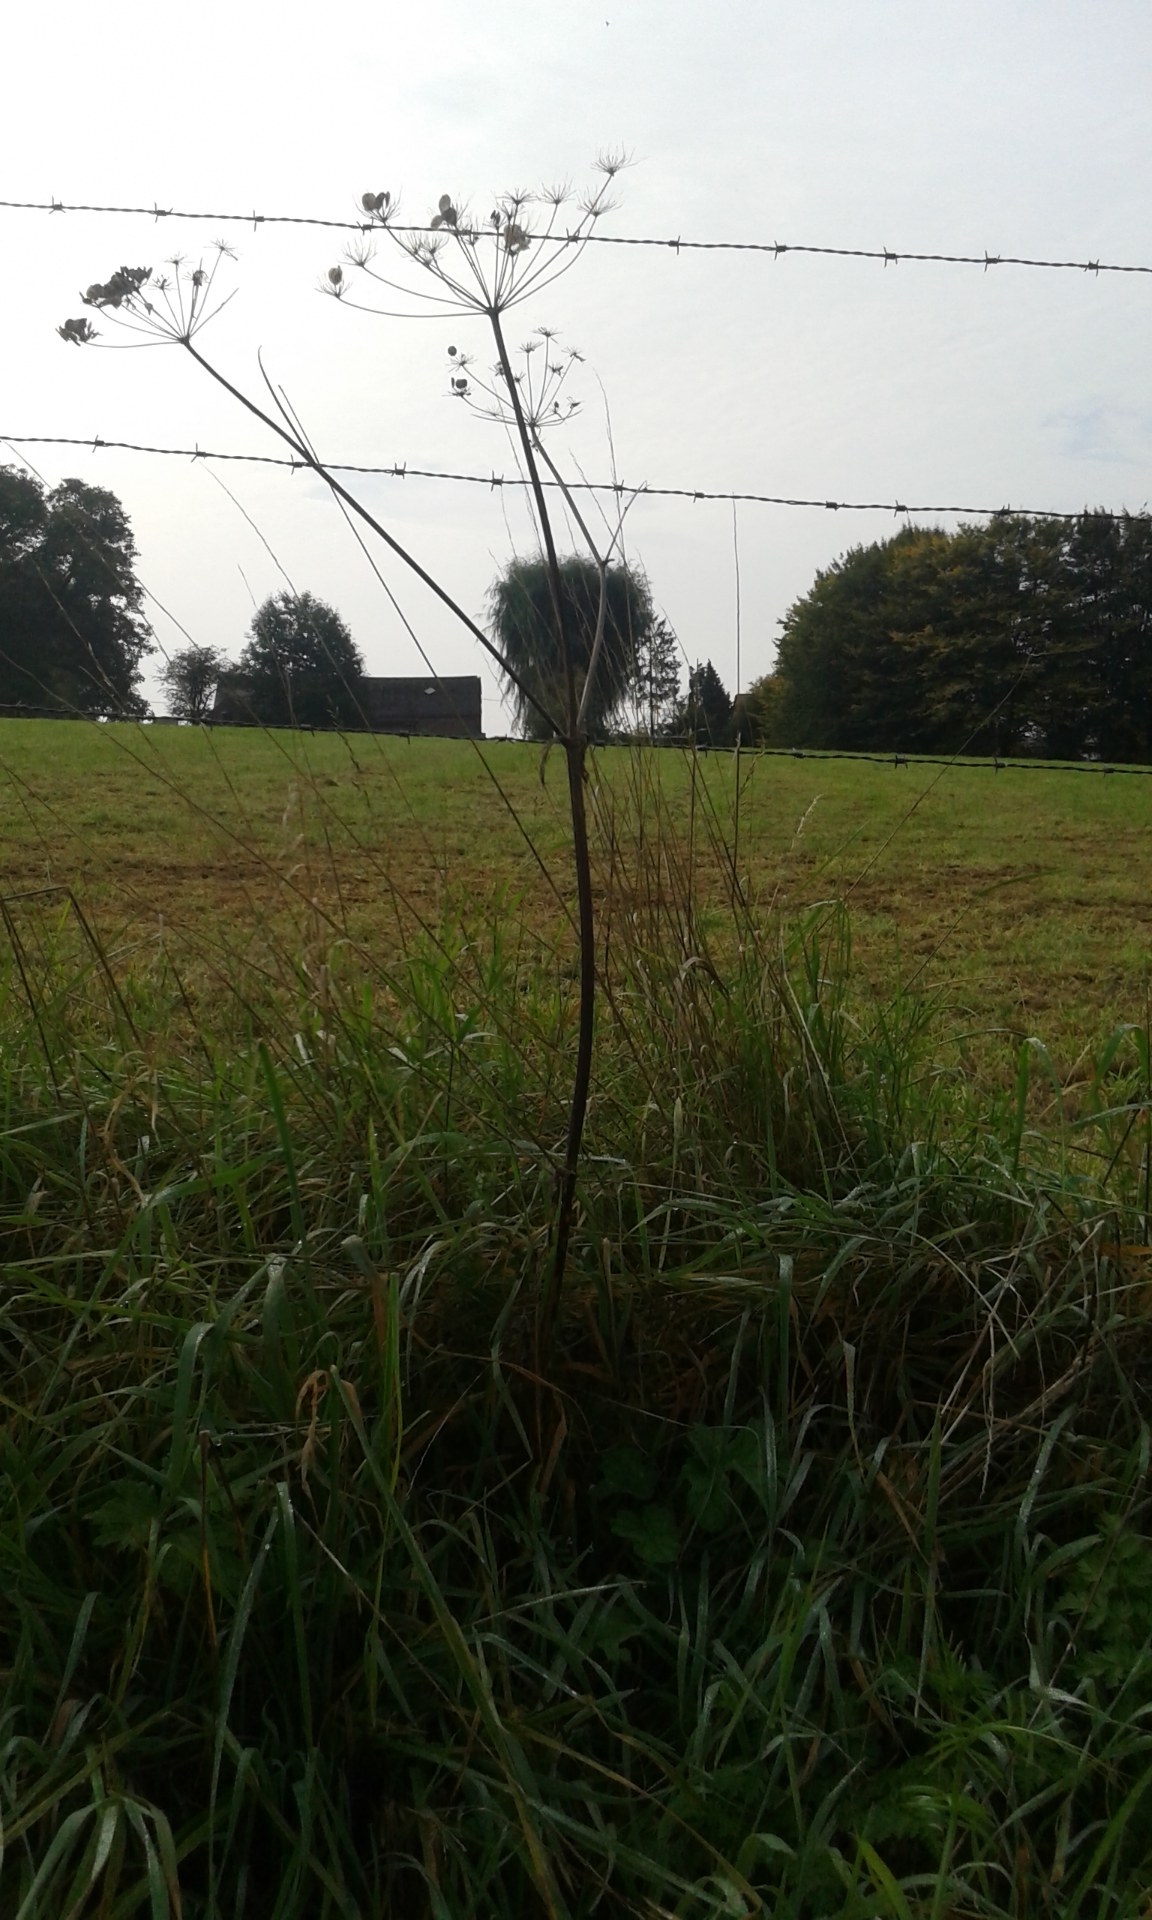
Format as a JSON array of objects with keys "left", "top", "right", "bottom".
[
  {"left": 4, "top": 719, "right": 1152, "bottom": 1917},
  {"left": 4, "top": 718, "right": 1152, "bottom": 1064}
]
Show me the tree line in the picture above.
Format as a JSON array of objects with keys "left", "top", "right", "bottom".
[
  {"left": 750, "top": 514, "right": 1152, "bottom": 761},
  {"left": 34, "top": 464, "right": 1151, "bottom": 761},
  {"left": 163, "top": 561, "right": 718, "bottom": 737},
  {"left": 0, "top": 465, "right": 751, "bottom": 742}
]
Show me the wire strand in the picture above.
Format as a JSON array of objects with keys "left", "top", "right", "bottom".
[
  {"left": 4, "top": 195, "right": 1150, "bottom": 278},
  {"left": 3, "top": 434, "right": 1144, "bottom": 526},
  {"left": 2, "top": 703, "right": 1150, "bottom": 777}
]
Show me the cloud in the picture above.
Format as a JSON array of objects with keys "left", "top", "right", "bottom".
[{"left": 1045, "top": 401, "right": 1152, "bottom": 467}]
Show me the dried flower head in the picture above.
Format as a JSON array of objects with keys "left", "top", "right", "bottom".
[
  {"left": 443, "top": 327, "right": 581, "bottom": 436},
  {"left": 331, "top": 159, "right": 625, "bottom": 331},
  {"left": 429, "top": 194, "right": 459, "bottom": 231},
  {"left": 57, "top": 316, "right": 98, "bottom": 345},
  {"left": 59, "top": 245, "right": 238, "bottom": 348},
  {"left": 83, "top": 265, "right": 152, "bottom": 311}
]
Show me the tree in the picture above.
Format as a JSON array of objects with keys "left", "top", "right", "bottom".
[
  {"left": 488, "top": 555, "right": 656, "bottom": 740},
  {"left": 740, "top": 673, "right": 785, "bottom": 745},
  {"left": 674, "top": 659, "right": 732, "bottom": 745},
  {"left": 159, "top": 643, "right": 231, "bottom": 723},
  {"left": 0, "top": 465, "right": 152, "bottom": 715},
  {"left": 236, "top": 591, "right": 365, "bottom": 729},
  {"left": 771, "top": 516, "right": 1152, "bottom": 760},
  {"left": 631, "top": 615, "right": 682, "bottom": 739}
]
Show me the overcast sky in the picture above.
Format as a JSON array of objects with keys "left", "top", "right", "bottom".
[{"left": 4, "top": 0, "right": 1151, "bottom": 729}]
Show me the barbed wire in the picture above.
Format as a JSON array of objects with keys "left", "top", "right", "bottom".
[
  {"left": 2, "top": 194, "right": 1150, "bottom": 279},
  {"left": 3, "top": 701, "right": 1151, "bottom": 778},
  {"left": 748, "top": 745, "right": 1152, "bottom": 777},
  {"left": 3, "top": 433, "right": 1146, "bottom": 526}
]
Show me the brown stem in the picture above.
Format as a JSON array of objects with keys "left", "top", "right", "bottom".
[{"left": 487, "top": 310, "right": 596, "bottom": 1361}]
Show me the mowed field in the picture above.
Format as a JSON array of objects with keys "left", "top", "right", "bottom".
[{"left": 2, "top": 717, "right": 1150, "bottom": 1080}]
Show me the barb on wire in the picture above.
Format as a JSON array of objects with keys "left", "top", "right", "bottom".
[
  {"left": 3, "top": 195, "right": 1152, "bottom": 277},
  {"left": 3, "top": 434, "right": 1146, "bottom": 526}
]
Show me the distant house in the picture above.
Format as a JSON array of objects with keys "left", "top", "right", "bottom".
[{"left": 209, "top": 674, "right": 483, "bottom": 738}]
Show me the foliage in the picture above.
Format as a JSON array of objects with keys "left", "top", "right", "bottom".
[
  {"left": 158, "top": 642, "right": 231, "bottom": 723},
  {"left": 235, "top": 590, "right": 365, "bottom": 729},
  {"left": 487, "top": 553, "right": 657, "bottom": 739},
  {"left": 631, "top": 611, "right": 682, "bottom": 737},
  {"left": 0, "top": 464, "right": 152, "bottom": 715},
  {"left": 773, "top": 513, "right": 1152, "bottom": 758},
  {"left": 674, "top": 656, "right": 733, "bottom": 744},
  {"left": 739, "top": 670, "right": 786, "bottom": 744}
]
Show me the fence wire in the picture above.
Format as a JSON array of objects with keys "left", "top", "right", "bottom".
[
  {"left": 3, "top": 194, "right": 1150, "bottom": 278},
  {"left": 3, "top": 434, "right": 1145, "bottom": 527},
  {"left": 2, "top": 702, "right": 1151, "bottom": 779}
]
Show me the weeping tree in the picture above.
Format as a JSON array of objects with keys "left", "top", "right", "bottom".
[{"left": 488, "top": 555, "right": 656, "bottom": 740}]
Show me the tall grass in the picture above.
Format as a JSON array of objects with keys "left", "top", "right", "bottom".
[{"left": 3, "top": 730, "right": 1152, "bottom": 1916}]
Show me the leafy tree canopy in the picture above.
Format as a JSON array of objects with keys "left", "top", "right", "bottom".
[
  {"left": 0, "top": 465, "right": 153, "bottom": 715},
  {"left": 488, "top": 555, "right": 656, "bottom": 740},
  {"left": 235, "top": 592, "right": 365, "bottom": 729},
  {"left": 159, "top": 644, "right": 232, "bottom": 724},
  {"left": 673, "top": 659, "right": 733, "bottom": 745},
  {"left": 772, "top": 515, "right": 1152, "bottom": 761}
]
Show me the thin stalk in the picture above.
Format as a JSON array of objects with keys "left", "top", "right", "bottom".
[
  {"left": 488, "top": 307, "right": 596, "bottom": 1356},
  {"left": 528, "top": 436, "right": 615, "bottom": 737}
]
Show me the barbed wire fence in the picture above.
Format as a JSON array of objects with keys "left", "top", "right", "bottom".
[
  {"left": 3, "top": 191, "right": 1151, "bottom": 775},
  {"left": 3, "top": 194, "right": 1151, "bottom": 277},
  {"left": 2, "top": 434, "right": 1146, "bottom": 526},
  {"left": 2, "top": 694, "right": 1151, "bottom": 782}
]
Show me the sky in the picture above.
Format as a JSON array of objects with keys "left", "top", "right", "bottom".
[{"left": 4, "top": 0, "right": 1151, "bottom": 732}]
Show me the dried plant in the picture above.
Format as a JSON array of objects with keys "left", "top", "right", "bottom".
[{"left": 62, "top": 155, "right": 634, "bottom": 1359}]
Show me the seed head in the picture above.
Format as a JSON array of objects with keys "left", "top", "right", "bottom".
[{"left": 57, "top": 316, "right": 98, "bottom": 345}]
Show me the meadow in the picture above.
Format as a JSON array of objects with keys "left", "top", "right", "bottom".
[
  {"left": 4, "top": 718, "right": 1152, "bottom": 1917},
  {"left": 4, "top": 719, "right": 1152, "bottom": 1055}
]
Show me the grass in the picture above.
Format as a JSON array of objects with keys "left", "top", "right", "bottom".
[
  {"left": 3, "top": 718, "right": 1152, "bottom": 1916},
  {"left": 2, "top": 719, "right": 1150, "bottom": 1077}
]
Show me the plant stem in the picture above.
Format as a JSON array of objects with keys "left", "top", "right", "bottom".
[
  {"left": 488, "top": 309, "right": 597, "bottom": 1357},
  {"left": 179, "top": 315, "right": 597, "bottom": 1363}
]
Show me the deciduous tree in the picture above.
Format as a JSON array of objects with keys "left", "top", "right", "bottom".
[
  {"left": 0, "top": 465, "right": 152, "bottom": 715},
  {"left": 772, "top": 515, "right": 1152, "bottom": 760},
  {"left": 236, "top": 592, "right": 365, "bottom": 729},
  {"left": 159, "top": 643, "right": 231, "bottom": 723}
]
